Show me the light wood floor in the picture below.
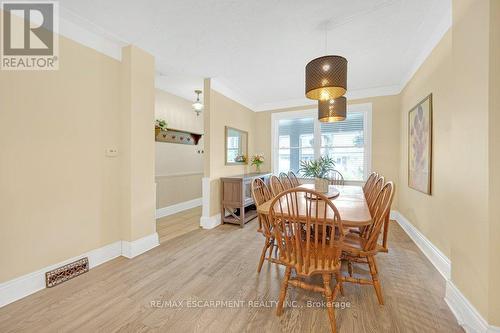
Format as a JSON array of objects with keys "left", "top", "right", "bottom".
[
  {"left": 156, "top": 207, "right": 201, "bottom": 243},
  {"left": 0, "top": 218, "right": 463, "bottom": 333}
]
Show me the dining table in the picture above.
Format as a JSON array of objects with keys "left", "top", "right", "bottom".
[{"left": 257, "top": 183, "right": 372, "bottom": 228}]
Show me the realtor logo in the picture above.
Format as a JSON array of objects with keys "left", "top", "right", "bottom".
[{"left": 1, "top": 1, "right": 59, "bottom": 70}]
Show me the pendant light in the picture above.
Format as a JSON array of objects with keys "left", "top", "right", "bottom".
[
  {"left": 305, "top": 22, "right": 347, "bottom": 101},
  {"left": 192, "top": 90, "right": 203, "bottom": 116},
  {"left": 318, "top": 97, "right": 346, "bottom": 122}
]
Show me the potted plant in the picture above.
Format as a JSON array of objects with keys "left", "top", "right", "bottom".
[
  {"left": 299, "top": 156, "right": 336, "bottom": 193},
  {"left": 155, "top": 119, "right": 168, "bottom": 137},
  {"left": 251, "top": 154, "right": 265, "bottom": 173}
]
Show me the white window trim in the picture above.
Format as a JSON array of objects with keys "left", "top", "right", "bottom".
[{"left": 271, "top": 103, "right": 372, "bottom": 181}]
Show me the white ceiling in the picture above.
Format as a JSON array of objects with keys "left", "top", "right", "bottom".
[{"left": 57, "top": 0, "right": 451, "bottom": 111}]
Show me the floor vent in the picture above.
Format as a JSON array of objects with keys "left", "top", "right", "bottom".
[{"left": 45, "top": 257, "right": 89, "bottom": 288}]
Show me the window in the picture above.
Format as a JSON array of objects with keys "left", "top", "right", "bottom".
[
  {"left": 276, "top": 117, "right": 314, "bottom": 174},
  {"left": 272, "top": 104, "right": 371, "bottom": 181}
]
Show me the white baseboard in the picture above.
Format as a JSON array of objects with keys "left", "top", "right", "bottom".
[
  {"left": 392, "top": 210, "right": 499, "bottom": 333},
  {"left": 391, "top": 210, "right": 451, "bottom": 280},
  {"left": 121, "top": 232, "right": 159, "bottom": 259},
  {"left": 200, "top": 214, "right": 221, "bottom": 229},
  {"left": 0, "top": 240, "right": 122, "bottom": 308},
  {"left": 155, "top": 198, "right": 202, "bottom": 219},
  {"left": 444, "top": 280, "right": 490, "bottom": 333}
]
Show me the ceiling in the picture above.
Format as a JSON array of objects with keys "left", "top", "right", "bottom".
[{"left": 58, "top": 0, "right": 451, "bottom": 111}]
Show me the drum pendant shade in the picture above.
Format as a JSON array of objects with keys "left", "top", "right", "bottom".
[
  {"left": 305, "top": 55, "right": 347, "bottom": 100},
  {"left": 318, "top": 97, "right": 346, "bottom": 122}
]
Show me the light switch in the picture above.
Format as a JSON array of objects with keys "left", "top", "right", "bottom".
[{"left": 105, "top": 148, "right": 119, "bottom": 157}]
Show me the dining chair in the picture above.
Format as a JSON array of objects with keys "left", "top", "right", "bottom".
[
  {"left": 328, "top": 170, "right": 345, "bottom": 186},
  {"left": 269, "top": 175, "right": 285, "bottom": 197},
  {"left": 367, "top": 176, "right": 385, "bottom": 212},
  {"left": 363, "top": 172, "right": 378, "bottom": 195},
  {"left": 341, "top": 181, "right": 395, "bottom": 305},
  {"left": 269, "top": 187, "right": 345, "bottom": 333},
  {"left": 251, "top": 178, "right": 279, "bottom": 273},
  {"left": 287, "top": 171, "right": 300, "bottom": 187},
  {"left": 279, "top": 172, "right": 293, "bottom": 190}
]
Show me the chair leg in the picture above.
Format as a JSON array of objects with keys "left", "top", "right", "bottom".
[
  {"left": 322, "top": 274, "right": 337, "bottom": 333},
  {"left": 276, "top": 267, "right": 291, "bottom": 316},
  {"left": 382, "top": 216, "right": 389, "bottom": 251},
  {"left": 257, "top": 237, "right": 271, "bottom": 273},
  {"left": 368, "top": 256, "right": 384, "bottom": 305},
  {"left": 347, "top": 260, "right": 353, "bottom": 277},
  {"left": 335, "top": 271, "right": 344, "bottom": 296}
]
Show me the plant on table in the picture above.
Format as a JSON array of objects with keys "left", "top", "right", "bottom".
[
  {"left": 299, "top": 156, "right": 336, "bottom": 193},
  {"left": 251, "top": 154, "right": 265, "bottom": 172}
]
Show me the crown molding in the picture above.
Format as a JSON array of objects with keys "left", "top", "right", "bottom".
[
  {"left": 58, "top": 6, "right": 126, "bottom": 60},
  {"left": 253, "top": 84, "right": 401, "bottom": 112}
]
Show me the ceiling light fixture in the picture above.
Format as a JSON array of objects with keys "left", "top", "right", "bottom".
[
  {"left": 318, "top": 97, "right": 346, "bottom": 122},
  {"left": 192, "top": 90, "right": 203, "bottom": 116},
  {"left": 305, "top": 21, "right": 347, "bottom": 101}
]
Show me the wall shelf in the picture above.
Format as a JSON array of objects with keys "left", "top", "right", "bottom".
[{"left": 155, "top": 128, "right": 203, "bottom": 145}]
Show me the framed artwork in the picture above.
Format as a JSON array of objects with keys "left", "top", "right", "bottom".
[{"left": 408, "top": 93, "right": 432, "bottom": 194}]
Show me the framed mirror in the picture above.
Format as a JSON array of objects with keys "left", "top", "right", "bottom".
[{"left": 225, "top": 126, "right": 248, "bottom": 165}]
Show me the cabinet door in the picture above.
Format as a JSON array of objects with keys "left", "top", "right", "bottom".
[{"left": 243, "top": 179, "right": 254, "bottom": 205}]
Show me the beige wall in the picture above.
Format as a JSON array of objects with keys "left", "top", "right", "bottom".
[
  {"left": 0, "top": 35, "right": 122, "bottom": 282},
  {"left": 120, "top": 46, "right": 156, "bottom": 241},
  {"left": 205, "top": 89, "right": 256, "bottom": 216},
  {"left": 253, "top": 95, "right": 401, "bottom": 207},
  {"left": 489, "top": 0, "right": 500, "bottom": 326},
  {"left": 154, "top": 89, "right": 203, "bottom": 208},
  {"left": 398, "top": 30, "right": 454, "bottom": 258}
]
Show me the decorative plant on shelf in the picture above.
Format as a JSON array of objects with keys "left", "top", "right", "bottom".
[
  {"left": 299, "top": 156, "right": 336, "bottom": 193},
  {"left": 155, "top": 119, "right": 168, "bottom": 136},
  {"left": 251, "top": 154, "right": 265, "bottom": 173}
]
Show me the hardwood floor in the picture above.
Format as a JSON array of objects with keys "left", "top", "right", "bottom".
[
  {"left": 0, "top": 218, "right": 463, "bottom": 333},
  {"left": 156, "top": 207, "right": 201, "bottom": 243}
]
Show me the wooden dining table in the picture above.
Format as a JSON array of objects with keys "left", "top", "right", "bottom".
[{"left": 257, "top": 184, "right": 372, "bottom": 228}]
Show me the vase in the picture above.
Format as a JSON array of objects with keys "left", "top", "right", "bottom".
[
  {"left": 314, "top": 177, "right": 329, "bottom": 193},
  {"left": 255, "top": 164, "right": 261, "bottom": 173}
]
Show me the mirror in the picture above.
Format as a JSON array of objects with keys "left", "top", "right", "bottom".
[{"left": 225, "top": 126, "right": 248, "bottom": 165}]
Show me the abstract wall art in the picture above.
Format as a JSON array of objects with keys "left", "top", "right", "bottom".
[{"left": 408, "top": 94, "right": 433, "bottom": 194}]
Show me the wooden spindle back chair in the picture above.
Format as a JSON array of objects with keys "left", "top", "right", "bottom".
[
  {"left": 269, "top": 188, "right": 344, "bottom": 333},
  {"left": 287, "top": 171, "right": 300, "bottom": 187},
  {"left": 363, "top": 172, "right": 378, "bottom": 195},
  {"left": 342, "top": 181, "right": 395, "bottom": 305},
  {"left": 279, "top": 172, "right": 293, "bottom": 190},
  {"left": 251, "top": 178, "right": 278, "bottom": 272},
  {"left": 269, "top": 175, "right": 285, "bottom": 197},
  {"left": 328, "top": 170, "right": 345, "bottom": 186},
  {"left": 367, "top": 176, "right": 385, "bottom": 212}
]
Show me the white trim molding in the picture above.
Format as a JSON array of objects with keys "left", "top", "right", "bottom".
[
  {"left": 121, "top": 233, "right": 159, "bottom": 259},
  {"left": 0, "top": 241, "right": 122, "bottom": 308},
  {"left": 200, "top": 214, "right": 221, "bottom": 230},
  {"left": 156, "top": 197, "right": 202, "bottom": 219},
  {"left": 391, "top": 210, "right": 451, "bottom": 280},
  {"left": 392, "top": 210, "right": 499, "bottom": 333}
]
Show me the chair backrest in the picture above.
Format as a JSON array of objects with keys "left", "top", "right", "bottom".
[
  {"left": 363, "top": 172, "right": 378, "bottom": 195},
  {"left": 269, "top": 188, "right": 344, "bottom": 276},
  {"left": 251, "top": 178, "right": 272, "bottom": 206},
  {"left": 328, "top": 170, "right": 345, "bottom": 186},
  {"left": 279, "top": 172, "right": 293, "bottom": 190},
  {"left": 363, "top": 181, "right": 395, "bottom": 251},
  {"left": 288, "top": 171, "right": 300, "bottom": 187},
  {"left": 270, "top": 175, "right": 285, "bottom": 196},
  {"left": 251, "top": 178, "right": 273, "bottom": 236},
  {"left": 367, "top": 176, "right": 384, "bottom": 212}
]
